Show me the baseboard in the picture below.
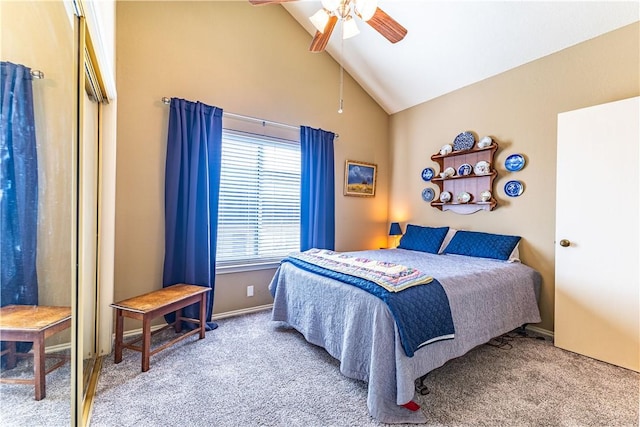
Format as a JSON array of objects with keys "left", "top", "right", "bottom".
[
  {"left": 525, "top": 325, "right": 554, "bottom": 340},
  {"left": 117, "top": 304, "right": 274, "bottom": 339},
  {"left": 44, "top": 342, "right": 71, "bottom": 354},
  {"left": 122, "top": 323, "right": 166, "bottom": 339},
  {"left": 212, "top": 304, "right": 273, "bottom": 320}
]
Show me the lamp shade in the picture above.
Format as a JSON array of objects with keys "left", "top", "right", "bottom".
[
  {"left": 342, "top": 16, "right": 360, "bottom": 39},
  {"left": 321, "top": 0, "right": 341, "bottom": 10},
  {"left": 389, "top": 222, "right": 402, "bottom": 236},
  {"left": 310, "top": 9, "right": 330, "bottom": 33},
  {"left": 355, "top": 0, "right": 378, "bottom": 21}
]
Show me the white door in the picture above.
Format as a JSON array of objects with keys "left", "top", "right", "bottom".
[{"left": 555, "top": 97, "right": 639, "bottom": 372}]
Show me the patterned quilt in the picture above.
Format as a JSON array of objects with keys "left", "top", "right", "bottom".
[
  {"left": 289, "top": 249, "right": 433, "bottom": 292},
  {"left": 283, "top": 249, "right": 455, "bottom": 357}
]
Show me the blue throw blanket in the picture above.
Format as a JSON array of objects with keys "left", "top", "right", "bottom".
[{"left": 282, "top": 256, "right": 455, "bottom": 357}]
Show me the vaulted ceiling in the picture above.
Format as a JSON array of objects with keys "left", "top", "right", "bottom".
[{"left": 274, "top": 1, "right": 639, "bottom": 114}]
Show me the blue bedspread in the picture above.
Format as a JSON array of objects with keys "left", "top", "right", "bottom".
[{"left": 282, "top": 257, "right": 455, "bottom": 357}]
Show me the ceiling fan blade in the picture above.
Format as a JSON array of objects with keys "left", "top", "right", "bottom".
[
  {"left": 365, "top": 7, "right": 408, "bottom": 44},
  {"left": 248, "top": 0, "right": 297, "bottom": 5},
  {"left": 309, "top": 15, "right": 338, "bottom": 53}
]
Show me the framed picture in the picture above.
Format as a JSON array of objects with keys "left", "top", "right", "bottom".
[{"left": 344, "top": 160, "right": 377, "bottom": 197}]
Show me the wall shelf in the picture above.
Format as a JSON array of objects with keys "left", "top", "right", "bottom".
[{"left": 430, "top": 143, "right": 498, "bottom": 214}]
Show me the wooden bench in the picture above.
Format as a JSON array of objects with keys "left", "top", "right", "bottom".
[
  {"left": 0, "top": 305, "right": 72, "bottom": 400},
  {"left": 110, "top": 284, "right": 210, "bottom": 372}
]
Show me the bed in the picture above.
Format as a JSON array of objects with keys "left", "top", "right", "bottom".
[{"left": 268, "top": 227, "right": 542, "bottom": 424}]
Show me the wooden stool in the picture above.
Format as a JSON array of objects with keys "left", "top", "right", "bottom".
[
  {"left": 0, "top": 305, "right": 72, "bottom": 400},
  {"left": 110, "top": 284, "right": 210, "bottom": 372}
]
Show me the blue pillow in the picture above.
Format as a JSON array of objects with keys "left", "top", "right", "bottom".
[
  {"left": 398, "top": 224, "right": 449, "bottom": 254},
  {"left": 443, "top": 230, "right": 521, "bottom": 261}
]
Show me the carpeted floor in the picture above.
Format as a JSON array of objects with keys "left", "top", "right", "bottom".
[
  {"left": 2, "top": 309, "right": 638, "bottom": 426},
  {"left": 0, "top": 351, "right": 72, "bottom": 426}
]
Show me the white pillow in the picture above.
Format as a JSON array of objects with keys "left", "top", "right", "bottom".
[
  {"left": 508, "top": 244, "right": 520, "bottom": 263},
  {"left": 438, "top": 228, "right": 458, "bottom": 254}
]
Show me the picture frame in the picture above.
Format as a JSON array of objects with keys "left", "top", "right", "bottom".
[{"left": 344, "top": 160, "right": 377, "bottom": 197}]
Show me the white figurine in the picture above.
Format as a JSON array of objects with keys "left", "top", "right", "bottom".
[
  {"left": 440, "top": 144, "right": 453, "bottom": 155},
  {"left": 478, "top": 136, "right": 492, "bottom": 148}
]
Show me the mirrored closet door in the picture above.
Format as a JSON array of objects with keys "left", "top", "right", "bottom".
[
  {"left": 1, "top": 0, "right": 78, "bottom": 424},
  {"left": 1, "top": 2, "right": 106, "bottom": 425},
  {"left": 78, "top": 14, "right": 107, "bottom": 422}
]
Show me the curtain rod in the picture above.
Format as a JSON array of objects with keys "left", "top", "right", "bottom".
[
  {"left": 161, "top": 97, "right": 338, "bottom": 138},
  {"left": 30, "top": 69, "right": 44, "bottom": 79},
  {"left": 161, "top": 96, "right": 297, "bottom": 131}
]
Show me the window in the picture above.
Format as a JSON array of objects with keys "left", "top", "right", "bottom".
[{"left": 216, "top": 129, "right": 300, "bottom": 270}]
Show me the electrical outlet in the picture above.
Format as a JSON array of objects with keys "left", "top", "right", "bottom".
[{"left": 247, "top": 285, "right": 254, "bottom": 297}]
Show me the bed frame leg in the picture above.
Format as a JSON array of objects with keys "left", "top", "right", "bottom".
[
  {"left": 414, "top": 373, "right": 430, "bottom": 395},
  {"left": 516, "top": 323, "right": 528, "bottom": 336}
]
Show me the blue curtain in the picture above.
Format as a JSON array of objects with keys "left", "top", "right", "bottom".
[
  {"left": 163, "top": 98, "right": 222, "bottom": 331},
  {"left": 1, "top": 62, "right": 39, "bottom": 361},
  {"left": 300, "top": 126, "right": 335, "bottom": 251}
]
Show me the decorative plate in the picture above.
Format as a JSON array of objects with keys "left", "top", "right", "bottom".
[
  {"left": 457, "top": 191, "right": 471, "bottom": 203},
  {"left": 421, "top": 187, "right": 435, "bottom": 202},
  {"left": 504, "top": 180, "right": 524, "bottom": 197},
  {"left": 505, "top": 154, "right": 525, "bottom": 172},
  {"left": 439, "top": 191, "right": 452, "bottom": 203},
  {"left": 480, "top": 190, "right": 492, "bottom": 202},
  {"left": 474, "top": 160, "right": 490, "bottom": 175},
  {"left": 453, "top": 132, "right": 475, "bottom": 151},
  {"left": 457, "top": 163, "right": 472, "bottom": 176},
  {"left": 421, "top": 167, "right": 435, "bottom": 181}
]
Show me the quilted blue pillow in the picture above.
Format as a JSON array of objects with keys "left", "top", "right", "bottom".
[
  {"left": 443, "top": 230, "right": 521, "bottom": 261},
  {"left": 398, "top": 224, "right": 449, "bottom": 254}
]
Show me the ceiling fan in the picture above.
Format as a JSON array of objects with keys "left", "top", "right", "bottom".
[{"left": 249, "top": 0, "right": 408, "bottom": 53}]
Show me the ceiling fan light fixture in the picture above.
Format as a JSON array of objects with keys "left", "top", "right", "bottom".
[
  {"left": 355, "top": 0, "right": 377, "bottom": 21},
  {"left": 310, "top": 8, "right": 330, "bottom": 33},
  {"left": 342, "top": 16, "right": 360, "bottom": 39}
]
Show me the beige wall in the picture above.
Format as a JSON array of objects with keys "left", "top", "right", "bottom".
[
  {"left": 1, "top": 2, "right": 75, "bottom": 312},
  {"left": 389, "top": 23, "right": 640, "bottom": 332},
  {"left": 114, "top": 1, "right": 389, "bottom": 323}
]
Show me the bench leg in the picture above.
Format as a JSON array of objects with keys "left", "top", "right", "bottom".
[
  {"left": 114, "top": 309, "right": 124, "bottom": 364},
  {"left": 4, "top": 341, "right": 17, "bottom": 369},
  {"left": 199, "top": 293, "right": 206, "bottom": 339},
  {"left": 34, "top": 333, "right": 45, "bottom": 400},
  {"left": 142, "top": 315, "right": 151, "bottom": 372},
  {"left": 174, "top": 308, "right": 183, "bottom": 333}
]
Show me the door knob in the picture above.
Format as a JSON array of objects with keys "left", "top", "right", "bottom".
[{"left": 559, "top": 239, "right": 571, "bottom": 247}]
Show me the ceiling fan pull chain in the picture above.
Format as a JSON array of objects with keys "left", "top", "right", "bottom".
[{"left": 338, "top": 35, "right": 344, "bottom": 114}]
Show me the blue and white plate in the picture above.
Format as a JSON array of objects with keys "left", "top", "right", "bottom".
[
  {"left": 453, "top": 132, "right": 475, "bottom": 151},
  {"left": 422, "top": 187, "right": 435, "bottom": 202},
  {"left": 421, "top": 167, "right": 435, "bottom": 181},
  {"left": 504, "top": 180, "right": 524, "bottom": 197},
  {"left": 457, "top": 163, "right": 472, "bottom": 176},
  {"left": 505, "top": 154, "right": 525, "bottom": 172}
]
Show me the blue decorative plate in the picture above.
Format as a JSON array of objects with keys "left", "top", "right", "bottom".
[
  {"left": 505, "top": 153, "right": 525, "bottom": 172},
  {"left": 457, "top": 163, "right": 472, "bottom": 176},
  {"left": 453, "top": 132, "right": 475, "bottom": 151},
  {"left": 421, "top": 167, "right": 435, "bottom": 181},
  {"left": 421, "top": 187, "right": 435, "bottom": 202},
  {"left": 504, "top": 180, "right": 524, "bottom": 197}
]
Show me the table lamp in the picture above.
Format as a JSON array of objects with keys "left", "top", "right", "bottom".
[{"left": 389, "top": 222, "right": 402, "bottom": 248}]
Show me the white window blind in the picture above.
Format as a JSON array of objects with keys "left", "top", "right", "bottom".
[{"left": 216, "top": 129, "right": 300, "bottom": 269}]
